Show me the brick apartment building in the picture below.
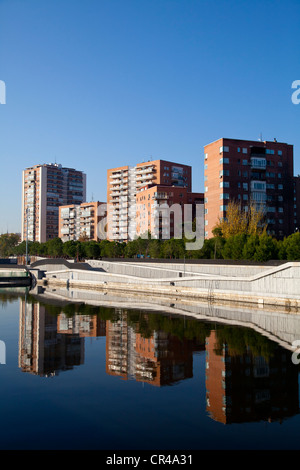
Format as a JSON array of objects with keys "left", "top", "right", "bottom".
[
  {"left": 204, "top": 138, "right": 295, "bottom": 239},
  {"left": 293, "top": 175, "right": 300, "bottom": 232},
  {"left": 22, "top": 163, "right": 86, "bottom": 243},
  {"left": 136, "top": 184, "right": 203, "bottom": 239},
  {"left": 58, "top": 201, "right": 105, "bottom": 242},
  {"left": 107, "top": 159, "right": 203, "bottom": 242}
]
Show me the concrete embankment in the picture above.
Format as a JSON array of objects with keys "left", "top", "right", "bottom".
[
  {"left": 0, "top": 266, "right": 32, "bottom": 287},
  {"left": 30, "top": 258, "right": 300, "bottom": 310}
]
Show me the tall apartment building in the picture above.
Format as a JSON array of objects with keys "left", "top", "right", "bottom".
[
  {"left": 293, "top": 176, "right": 300, "bottom": 232},
  {"left": 107, "top": 159, "right": 194, "bottom": 242},
  {"left": 204, "top": 138, "right": 294, "bottom": 238},
  {"left": 136, "top": 184, "right": 203, "bottom": 239},
  {"left": 22, "top": 163, "right": 86, "bottom": 243},
  {"left": 58, "top": 201, "right": 105, "bottom": 242}
]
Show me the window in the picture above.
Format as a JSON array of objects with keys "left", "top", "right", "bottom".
[
  {"left": 242, "top": 148, "right": 247, "bottom": 154},
  {"left": 278, "top": 184, "right": 283, "bottom": 190},
  {"left": 251, "top": 157, "right": 266, "bottom": 169},
  {"left": 220, "top": 193, "right": 229, "bottom": 199},
  {"left": 220, "top": 157, "right": 229, "bottom": 164},
  {"left": 278, "top": 161, "right": 282, "bottom": 167},
  {"left": 252, "top": 192, "right": 267, "bottom": 203},
  {"left": 204, "top": 164, "right": 208, "bottom": 170},
  {"left": 237, "top": 147, "right": 240, "bottom": 152},
  {"left": 220, "top": 170, "right": 230, "bottom": 177},
  {"left": 251, "top": 181, "right": 266, "bottom": 191},
  {"left": 220, "top": 205, "right": 228, "bottom": 211},
  {"left": 243, "top": 194, "right": 248, "bottom": 201},
  {"left": 204, "top": 153, "right": 208, "bottom": 160},
  {"left": 279, "top": 207, "right": 283, "bottom": 212},
  {"left": 266, "top": 149, "right": 275, "bottom": 154},
  {"left": 242, "top": 159, "right": 248, "bottom": 165},
  {"left": 278, "top": 150, "right": 282, "bottom": 156},
  {"left": 220, "top": 181, "right": 230, "bottom": 188},
  {"left": 243, "top": 183, "right": 248, "bottom": 190}
]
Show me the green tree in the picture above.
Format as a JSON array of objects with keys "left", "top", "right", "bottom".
[
  {"left": 162, "top": 238, "right": 185, "bottom": 259},
  {"left": 29, "top": 241, "right": 42, "bottom": 256},
  {"left": 282, "top": 232, "right": 300, "bottom": 260},
  {"left": 148, "top": 239, "right": 162, "bottom": 258},
  {"left": 47, "top": 237, "right": 63, "bottom": 258},
  {"left": 222, "top": 233, "right": 248, "bottom": 260},
  {"left": 83, "top": 241, "right": 101, "bottom": 259},
  {"left": 13, "top": 240, "right": 28, "bottom": 256},
  {"left": 242, "top": 234, "right": 259, "bottom": 260},
  {"left": 62, "top": 240, "right": 78, "bottom": 259},
  {"left": 253, "top": 234, "right": 278, "bottom": 262},
  {"left": 0, "top": 233, "right": 20, "bottom": 257},
  {"left": 196, "top": 238, "right": 224, "bottom": 259},
  {"left": 124, "top": 240, "right": 139, "bottom": 258}
]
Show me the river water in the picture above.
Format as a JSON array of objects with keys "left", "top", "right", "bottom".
[{"left": 0, "top": 286, "right": 300, "bottom": 451}]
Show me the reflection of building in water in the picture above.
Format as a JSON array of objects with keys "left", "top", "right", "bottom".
[
  {"left": 205, "top": 330, "right": 299, "bottom": 424},
  {"left": 106, "top": 310, "right": 203, "bottom": 386},
  {"left": 19, "top": 300, "right": 100, "bottom": 376},
  {"left": 57, "top": 313, "right": 106, "bottom": 337}
]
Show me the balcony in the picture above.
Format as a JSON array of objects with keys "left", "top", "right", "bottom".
[
  {"left": 251, "top": 157, "right": 266, "bottom": 170},
  {"left": 250, "top": 180, "right": 266, "bottom": 192},
  {"left": 152, "top": 192, "right": 168, "bottom": 200}
]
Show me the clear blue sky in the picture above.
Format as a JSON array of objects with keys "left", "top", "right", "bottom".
[{"left": 0, "top": 0, "right": 299, "bottom": 234}]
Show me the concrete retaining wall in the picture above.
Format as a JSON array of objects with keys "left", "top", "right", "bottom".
[
  {"left": 86, "top": 259, "right": 270, "bottom": 278},
  {"left": 36, "top": 260, "right": 300, "bottom": 309}
]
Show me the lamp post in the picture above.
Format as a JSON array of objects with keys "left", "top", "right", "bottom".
[{"left": 25, "top": 207, "right": 29, "bottom": 265}]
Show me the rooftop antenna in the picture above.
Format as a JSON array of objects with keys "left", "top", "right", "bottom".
[{"left": 91, "top": 192, "right": 94, "bottom": 202}]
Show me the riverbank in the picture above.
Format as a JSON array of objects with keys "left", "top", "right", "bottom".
[{"left": 30, "top": 258, "right": 300, "bottom": 310}]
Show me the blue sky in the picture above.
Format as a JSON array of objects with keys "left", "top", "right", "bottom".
[{"left": 0, "top": 0, "right": 299, "bottom": 233}]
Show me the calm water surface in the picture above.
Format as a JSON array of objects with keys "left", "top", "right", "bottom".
[{"left": 0, "top": 289, "right": 300, "bottom": 450}]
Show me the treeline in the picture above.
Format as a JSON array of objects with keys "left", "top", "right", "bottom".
[
  {"left": 1, "top": 201, "right": 299, "bottom": 262},
  {"left": 1, "top": 231, "right": 300, "bottom": 262}
]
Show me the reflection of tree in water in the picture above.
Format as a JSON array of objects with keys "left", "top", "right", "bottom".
[
  {"left": 125, "top": 310, "right": 213, "bottom": 344},
  {"left": 1, "top": 292, "right": 291, "bottom": 362},
  {"left": 213, "top": 325, "right": 278, "bottom": 361}
]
